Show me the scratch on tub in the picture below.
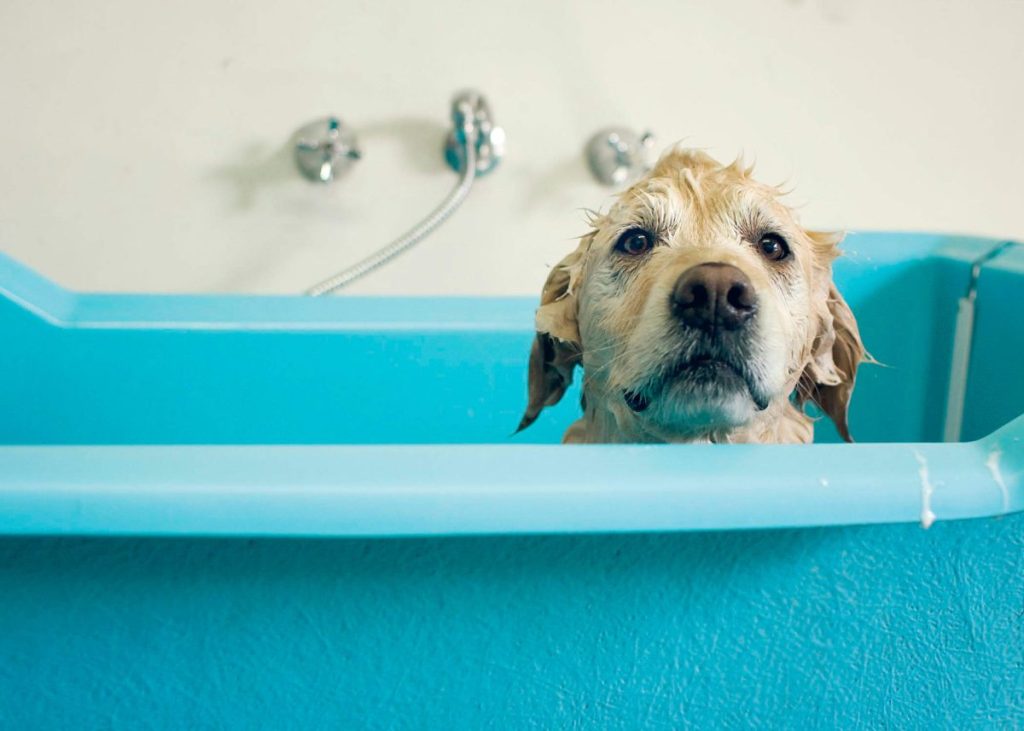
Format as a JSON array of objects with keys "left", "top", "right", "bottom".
[
  {"left": 914, "top": 450, "right": 936, "bottom": 529},
  {"left": 985, "top": 447, "right": 1010, "bottom": 515}
]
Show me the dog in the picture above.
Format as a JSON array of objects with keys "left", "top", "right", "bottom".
[{"left": 518, "top": 147, "right": 865, "bottom": 444}]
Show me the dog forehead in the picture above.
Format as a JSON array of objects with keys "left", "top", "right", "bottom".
[
  {"left": 607, "top": 176, "right": 683, "bottom": 222},
  {"left": 611, "top": 153, "right": 780, "bottom": 228}
]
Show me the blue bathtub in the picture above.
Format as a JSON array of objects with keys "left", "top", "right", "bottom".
[{"left": 1, "top": 232, "right": 1022, "bottom": 727}]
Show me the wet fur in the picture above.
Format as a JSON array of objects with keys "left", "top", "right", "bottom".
[{"left": 519, "top": 148, "right": 865, "bottom": 444}]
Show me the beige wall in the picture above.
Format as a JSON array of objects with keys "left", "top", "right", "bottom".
[{"left": 1, "top": 0, "right": 1022, "bottom": 294}]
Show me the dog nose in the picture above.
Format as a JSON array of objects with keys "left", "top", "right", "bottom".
[{"left": 671, "top": 263, "right": 757, "bottom": 332}]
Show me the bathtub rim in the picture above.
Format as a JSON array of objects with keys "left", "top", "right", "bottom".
[{"left": 0, "top": 413, "right": 1020, "bottom": 537}]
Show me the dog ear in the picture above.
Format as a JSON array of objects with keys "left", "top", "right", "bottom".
[
  {"left": 797, "top": 281, "right": 865, "bottom": 442},
  {"left": 516, "top": 238, "right": 589, "bottom": 433}
]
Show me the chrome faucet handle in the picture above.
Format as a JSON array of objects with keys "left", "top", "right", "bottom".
[
  {"left": 445, "top": 90, "right": 505, "bottom": 176},
  {"left": 294, "top": 117, "right": 362, "bottom": 183},
  {"left": 586, "top": 127, "right": 656, "bottom": 186}
]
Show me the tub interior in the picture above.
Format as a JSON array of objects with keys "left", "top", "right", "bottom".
[{"left": 1, "top": 232, "right": 1021, "bottom": 446}]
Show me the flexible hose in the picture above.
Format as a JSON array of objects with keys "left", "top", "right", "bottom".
[{"left": 306, "top": 132, "right": 478, "bottom": 296}]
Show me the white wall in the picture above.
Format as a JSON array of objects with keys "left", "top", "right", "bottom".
[{"left": 1, "top": 0, "right": 1022, "bottom": 295}]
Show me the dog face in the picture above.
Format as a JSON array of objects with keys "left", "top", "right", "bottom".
[{"left": 519, "top": 148, "right": 864, "bottom": 444}]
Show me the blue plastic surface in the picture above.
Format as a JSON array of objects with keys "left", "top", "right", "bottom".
[
  {"left": 1, "top": 233, "right": 1023, "bottom": 727},
  {"left": 2, "top": 517, "right": 1022, "bottom": 728},
  {"left": 0, "top": 232, "right": 1021, "bottom": 536}
]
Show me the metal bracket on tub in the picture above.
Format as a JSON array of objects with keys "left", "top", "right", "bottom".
[{"left": 942, "top": 240, "right": 1020, "bottom": 442}]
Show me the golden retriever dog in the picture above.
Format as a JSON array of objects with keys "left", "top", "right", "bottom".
[{"left": 518, "top": 147, "right": 865, "bottom": 444}]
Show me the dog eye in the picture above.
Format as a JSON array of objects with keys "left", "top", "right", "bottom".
[
  {"left": 757, "top": 233, "right": 790, "bottom": 262},
  {"left": 614, "top": 228, "right": 656, "bottom": 256}
]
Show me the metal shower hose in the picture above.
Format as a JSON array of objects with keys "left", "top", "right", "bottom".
[{"left": 305, "top": 127, "right": 479, "bottom": 296}]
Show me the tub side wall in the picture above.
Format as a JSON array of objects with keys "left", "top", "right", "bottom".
[{"left": 1, "top": 517, "right": 1021, "bottom": 728}]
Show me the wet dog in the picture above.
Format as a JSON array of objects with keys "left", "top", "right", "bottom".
[{"left": 518, "top": 148, "right": 865, "bottom": 444}]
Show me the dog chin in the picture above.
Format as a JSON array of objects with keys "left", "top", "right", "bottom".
[
  {"left": 650, "top": 380, "right": 759, "bottom": 432},
  {"left": 621, "top": 355, "right": 771, "bottom": 433}
]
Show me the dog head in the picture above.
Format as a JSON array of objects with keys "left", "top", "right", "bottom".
[{"left": 519, "top": 148, "right": 864, "bottom": 443}]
